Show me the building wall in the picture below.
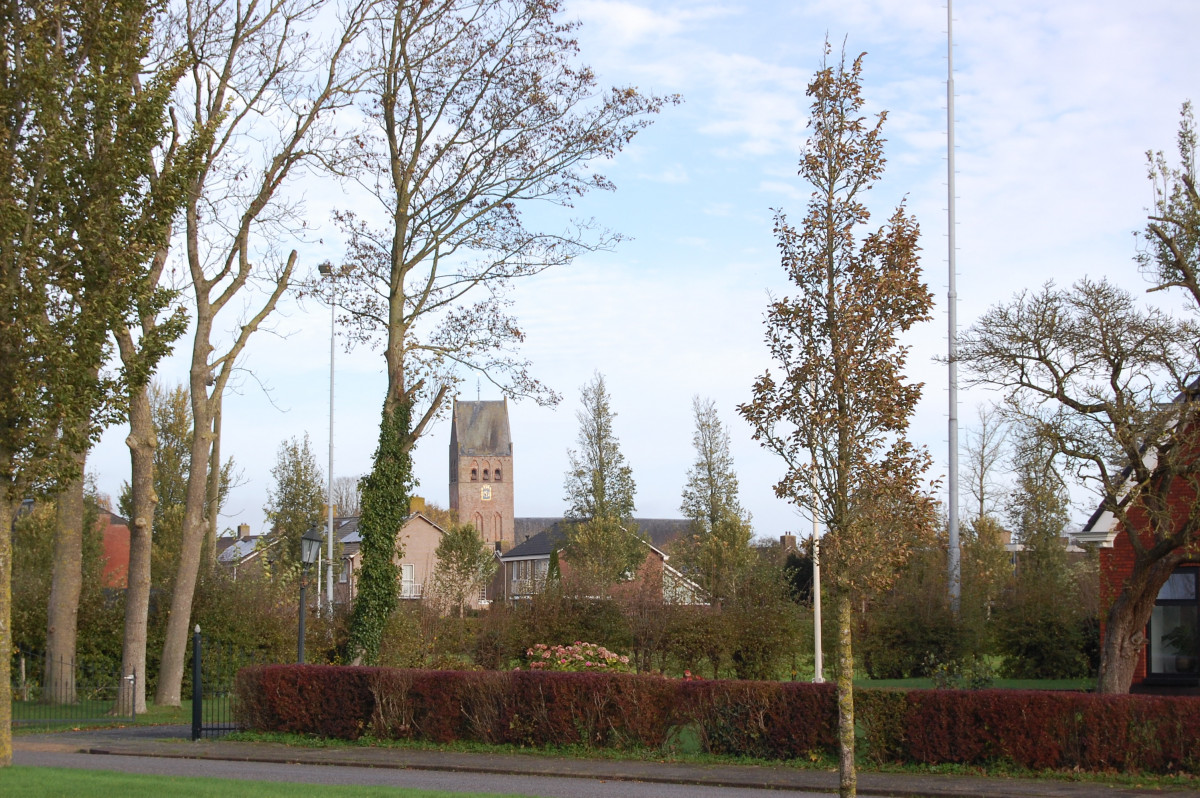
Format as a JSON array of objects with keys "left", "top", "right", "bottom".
[{"left": 1098, "top": 475, "right": 1200, "bottom": 686}]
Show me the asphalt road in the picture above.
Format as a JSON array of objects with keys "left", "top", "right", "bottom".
[{"left": 14, "top": 749, "right": 832, "bottom": 798}]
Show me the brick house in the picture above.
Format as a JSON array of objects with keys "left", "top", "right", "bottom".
[
  {"left": 331, "top": 503, "right": 476, "bottom": 607},
  {"left": 497, "top": 519, "right": 705, "bottom": 604},
  {"left": 1077, "top": 488, "right": 1200, "bottom": 690}
]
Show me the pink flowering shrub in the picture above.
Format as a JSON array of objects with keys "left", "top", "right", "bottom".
[{"left": 525, "top": 641, "right": 633, "bottom": 673}]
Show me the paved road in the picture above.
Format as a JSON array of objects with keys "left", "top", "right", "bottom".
[
  {"left": 14, "top": 749, "right": 832, "bottom": 798},
  {"left": 12, "top": 725, "right": 1193, "bottom": 798}
]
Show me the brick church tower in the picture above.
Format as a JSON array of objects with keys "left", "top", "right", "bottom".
[{"left": 449, "top": 399, "right": 515, "bottom": 549}]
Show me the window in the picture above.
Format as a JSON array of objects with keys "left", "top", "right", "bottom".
[
  {"left": 482, "top": 468, "right": 489, "bottom": 481},
  {"left": 1148, "top": 567, "right": 1198, "bottom": 678},
  {"left": 470, "top": 468, "right": 478, "bottom": 482},
  {"left": 494, "top": 467, "right": 502, "bottom": 482}
]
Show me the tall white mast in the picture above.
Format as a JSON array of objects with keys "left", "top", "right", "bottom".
[{"left": 946, "top": 0, "right": 961, "bottom": 614}]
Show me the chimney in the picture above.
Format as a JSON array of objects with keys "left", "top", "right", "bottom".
[
  {"left": 409, "top": 496, "right": 426, "bottom": 515},
  {"left": 238, "top": 523, "right": 251, "bottom": 541}
]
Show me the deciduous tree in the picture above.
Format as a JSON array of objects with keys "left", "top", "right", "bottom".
[
  {"left": 330, "top": 0, "right": 672, "bottom": 655},
  {"left": 738, "top": 47, "right": 936, "bottom": 798},
  {"left": 153, "top": 0, "right": 370, "bottom": 706},
  {"left": 0, "top": 0, "right": 193, "bottom": 752},
  {"left": 431, "top": 522, "right": 497, "bottom": 618},
  {"left": 958, "top": 277, "right": 1200, "bottom": 693}
]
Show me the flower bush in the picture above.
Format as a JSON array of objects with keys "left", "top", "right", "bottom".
[{"left": 525, "top": 641, "right": 633, "bottom": 673}]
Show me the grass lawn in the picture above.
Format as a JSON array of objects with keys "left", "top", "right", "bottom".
[
  {"left": 0, "top": 766, "right": 535, "bottom": 798},
  {"left": 13, "top": 701, "right": 194, "bottom": 734},
  {"left": 854, "top": 676, "right": 1095, "bottom": 690}
]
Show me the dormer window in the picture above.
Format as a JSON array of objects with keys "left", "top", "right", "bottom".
[
  {"left": 494, "top": 467, "right": 502, "bottom": 482},
  {"left": 470, "top": 468, "right": 478, "bottom": 482}
]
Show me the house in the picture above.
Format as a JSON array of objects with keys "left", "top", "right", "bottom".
[
  {"left": 97, "top": 509, "right": 132, "bottom": 589},
  {"left": 330, "top": 501, "right": 479, "bottom": 607},
  {"left": 1076, "top": 500, "right": 1199, "bottom": 690},
  {"left": 497, "top": 519, "right": 705, "bottom": 604},
  {"left": 216, "top": 523, "right": 284, "bottom": 579}
]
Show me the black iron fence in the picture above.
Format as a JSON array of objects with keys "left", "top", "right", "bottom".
[
  {"left": 190, "top": 626, "right": 270, "bottom": 740},
  {"left": 10, "top": 648, "right": 135, "bottom": 726}
]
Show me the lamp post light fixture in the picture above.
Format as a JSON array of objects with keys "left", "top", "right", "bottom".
[
  {"left": 298, "top": 526, "right": 324, "bottom": 664},
  {"left": 317, "top": 261, "right": 336, "bottom": 614}
]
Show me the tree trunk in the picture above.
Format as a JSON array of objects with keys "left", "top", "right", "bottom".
[
  {"left": 0, "top": 496, "right": 16, "bottom": 766},
  {"left": 203, "top": 399, "right": 223, "bottom": 566},
  {"left": 117, "top": 377, "right": 156, "bottom": 715},
  {"left": 45, "top": 454, "right": 86, "bottom": 705},
  {"left": 155, "top": 367, "right": 217, "bottom": 707},
  {"left": 836, "top": 592, "right": 856, "bottom": 798},
  {"left": 1095, "top": 555, "right": 1177, "bottom": 694}
]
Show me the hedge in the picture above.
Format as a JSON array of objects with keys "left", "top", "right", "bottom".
[{"left": 234, "top": 666, "right": 1200, "bottom": 773}]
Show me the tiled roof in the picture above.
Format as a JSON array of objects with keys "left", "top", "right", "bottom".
[
  {"left": 451, "top": 400, "right": 512, "bottom": 456},
  {"left": 501, "top": 517, "right": 691, "bottom": 561}
]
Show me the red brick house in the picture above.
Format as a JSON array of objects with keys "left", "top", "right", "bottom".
[
  {"left": 1077, "top": 488, "right": 1200, "bottom": 690},
  {"left": 98, "top": 509, "right": 132, "bottom": 589}
]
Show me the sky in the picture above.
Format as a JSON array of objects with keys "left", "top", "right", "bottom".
[{"left": 88, "top": 0, "right": 1200, "bottom": 541}]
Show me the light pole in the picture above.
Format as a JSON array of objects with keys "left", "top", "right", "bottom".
[
  {"left": 317, "top": 262, "right": 336, "bottom": 613},
  {"left": 298, "top": 526, "right": 323, "bottom": 663}
]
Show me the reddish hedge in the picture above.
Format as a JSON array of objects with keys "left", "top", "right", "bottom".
[{"left": 233, "top": 666, "right": 1200, "bottom": 773}]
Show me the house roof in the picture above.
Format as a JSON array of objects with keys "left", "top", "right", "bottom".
[
  {"left": 451, "top": 399, "right": 512, "bottom": 456},
  {"left": 216, "top": 536, "right": 268, "bottom": 564},
  {"left": 500, "top": 518, "right": 692, "bottom": 562},
  {"left": 327, "top": 512, "right": 445, "bottom": 554},
  {"left": 1074, "top": 378, "right": 1200, "bottom": 548}
]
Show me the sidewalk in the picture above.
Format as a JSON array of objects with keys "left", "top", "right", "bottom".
[{"left": 13, "top": 725, "right": 1191, "bottom": 798}]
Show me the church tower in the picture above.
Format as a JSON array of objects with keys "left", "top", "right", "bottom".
[{"left": 449, "top": 399, "right": 515, "bottom": 549}]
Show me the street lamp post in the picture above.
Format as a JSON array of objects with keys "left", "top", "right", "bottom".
[
  {"left": 298, "top": 527, "right": 324, "bottom": 663},
  {"left": 317, "top": 262, "right": 336, "bottom": 613}
]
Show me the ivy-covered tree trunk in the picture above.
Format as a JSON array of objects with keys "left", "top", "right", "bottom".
[{"left": 347, "top": 402, "right": 413, "bottom": 664}]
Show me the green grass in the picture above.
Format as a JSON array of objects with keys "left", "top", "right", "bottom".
[
  {"left": 854, "top": 676, "right": 1095, "bottom": 690},
  {"left": 12, "top": 701, "right": 194, "bottom": 734},
  {"left": 0, "top": 766, "right": 536, "bottom": 797}
]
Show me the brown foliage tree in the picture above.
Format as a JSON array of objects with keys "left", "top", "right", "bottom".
[{"left": 739, "top": 46, "right": 936, "bottom": 798}]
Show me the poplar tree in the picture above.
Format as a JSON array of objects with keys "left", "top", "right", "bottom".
[
  {"left": 0, "top": 0, "right": 192, "bottom": 756},
  {"left": 562, "top": 373, "right": 644, "bottom": 589},
  {"left": 739, "top": 46, "right": 936, "bottom": 798},
  {"left": 677, "top": 396, "right": 753, "bottom": 602}
]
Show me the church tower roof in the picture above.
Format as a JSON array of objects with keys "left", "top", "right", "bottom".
[{"left": 451, "top": 399, "right": 512, "bottom": 456}]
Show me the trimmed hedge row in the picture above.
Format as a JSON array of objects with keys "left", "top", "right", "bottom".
[{"left": 234, "top": 666, "right": 1200, "bottom": 773}]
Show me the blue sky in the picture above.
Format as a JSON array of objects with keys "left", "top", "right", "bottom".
[{"left": 90, "top": 0, "right": 1200, "bottom": 540}]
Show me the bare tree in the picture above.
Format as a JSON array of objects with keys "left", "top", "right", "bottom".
[
  {"left": 335, "top": 0, "right": 674, "bottom": 657},
  {"left": 154, "top": 0, "right": 371, "bottom": 707},
  {"left": 331, "top": 475, "right": 363, "bottom": 517},
  {"left": 963, "top": 405, "right": 1008, "bottom": 525},
  {"left": 739, "top": 47, "right": 937, "bottom": 798},
  {"left": 334, "top": 0, "right": 675, "bottom": 436},
  {"left": 958, "top": 278, "right": 1199, "bottom": 693}
]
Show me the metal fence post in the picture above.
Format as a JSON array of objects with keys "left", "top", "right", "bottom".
[{"left": 191, "top": 625, "right": 202, "bottom": 741}]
